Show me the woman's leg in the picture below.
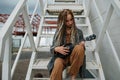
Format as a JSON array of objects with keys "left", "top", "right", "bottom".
[
  {"left": 68, "top": 44, "right": 85, "bottom": 78},
  {"left": 50, "top": 57, "right": 65, "bottom": 80}
]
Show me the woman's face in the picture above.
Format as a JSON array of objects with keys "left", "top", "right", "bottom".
[{"left": 65, "top": 14, "right": 73, "bottom": 28}]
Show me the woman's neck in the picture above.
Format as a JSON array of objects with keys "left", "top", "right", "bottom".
[
  {"left": 66, "top": 27, "right": 71, "bottom": 35},
  {"left": 66, "top": 27, "right": 71, "bottom": 30}
]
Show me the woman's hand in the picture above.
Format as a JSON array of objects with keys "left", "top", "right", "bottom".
[
  {"left": 79, "top": 41, "right": 85, "bottom": 47},
  {"left": 54, "top": 45, "right": 70, "bottom": 55}
]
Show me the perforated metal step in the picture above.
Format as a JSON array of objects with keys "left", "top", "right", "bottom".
[
  {"left": 45, "top": 15, "right": 86, "bottom": 18},
  {"left": 32, "top": 58, "right": 99, "bottom": 70},
  {"left": 33, "top": 78, "right": 97, "bottom": 80},
  {"left": 46, "top": 4, "right": 84, "bottom": 15},
  {"left": 55, "top": 0, "right": 76, "bottom": 2}
]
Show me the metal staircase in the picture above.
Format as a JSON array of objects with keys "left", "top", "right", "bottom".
[
  {"left": 0, "top": 0, "right": 112, "bottom": 80},
  {"left": 1, "top": 0, "right": 120, "bottom": 80},
  {"left": 26, "top": 0, "right": 105, "bottom": 80}
]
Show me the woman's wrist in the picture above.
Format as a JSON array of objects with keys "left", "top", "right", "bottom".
[
  {"left": 54, "top": 47, "right": 58, "bottom": 53},
  {"left": 79, "top": 41, "right": 85, "bottom": 46}
]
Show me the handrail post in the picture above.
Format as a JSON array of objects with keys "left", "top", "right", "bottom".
[
  {"left": 86, "top": 0, "right": 91, "bottom": 17},
  {"left": 39, "top": 0, "right": 44, "bottom": 16},
  {"left": 95, "top": 4, "right": 114, "bottom": 52},
  {"left": 23, "top": 5, "right": 36, "bottom": 51},
  {"left": 2, "top": 36, "right": 12, "bottom": 80}
]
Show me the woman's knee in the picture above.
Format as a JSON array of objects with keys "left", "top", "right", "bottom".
[
  {"left": 74, "top": 44, "right": 84, "bottom": 51},
  {"left": 54, "top": 58, "right": 65, "bottom": 67}
]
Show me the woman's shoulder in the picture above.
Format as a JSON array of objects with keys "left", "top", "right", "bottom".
[{"left": 76, "top": 28, "right": 83, "bottom": 33}]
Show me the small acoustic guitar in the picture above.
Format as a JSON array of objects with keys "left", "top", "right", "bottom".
[{"left": 56, "top": 34, "right": 96, "bottom": 59}]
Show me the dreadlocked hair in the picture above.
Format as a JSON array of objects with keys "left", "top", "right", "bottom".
[{"left": 55, "top": 9, "right": 77, "bottom": 46}]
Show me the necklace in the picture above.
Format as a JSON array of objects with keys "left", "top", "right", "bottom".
[
  {"left": 66, "top": 28, "right": 71, "bottom": 43},
  {"left": 66, "top": 28, "right": 71, "bottom": 35}
]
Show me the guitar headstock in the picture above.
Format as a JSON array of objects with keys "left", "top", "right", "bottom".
[{"left": 85, "top": 34, "right": 96, "bottom": 41}]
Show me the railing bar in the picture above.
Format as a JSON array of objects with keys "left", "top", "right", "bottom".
[
  {"left": 30, "top": 0, "right": 39, "bottom": 23},
  {"left": 0, "top": 0, "right": 26, "bottom": 60},
  {"left": 11, "top": 33, "right": 28, "bottom": 78},
  {"left": 93, "top": 0, "right": 103, "bottom": 23},
  {"left": 12, "top": 0, "right": 39, "bottom": 77},
  {"left": 0, "top": 0, "right": 26, "bottom": 39},
  {"left": 93, "top": 0, "right": 120, "bottom": 67},
  {"left": 82, "top": 0, "right": 87, "bottom": 16},
  {"left": 35, "top": 17, "right": 44, "bottom": 47},
  {"left": 23, "top": 6, "right": 36, "bottom": 51},
  {"left": 38, "top": 0, "right": 44, "bottom": 16},
  {"left": 106, "top": 31, "right": 120, "bottom": 68},
  {"left": 112, "top": 0, "right": 120, "bottom": 16},
  {"left": 95, "top": 4, "right": 113, "bottom": 51},
  {"left": 35, "top": 0, "right": 47, "bottom": 47},
  {"left": 95, "top": 51, "right": 105, "bottom": 80},
  {"left": 43, "top": 0, "right": 48, "bottom": 16},
  {"left": 0, "top": 37, "right": 6, "bottom": 61},
  {"left": 2, "top": 36, "right": 12, "bottom": 80},
  {"left": 86, "top": 14, "right": 105, "bottom": 80},
  {"left": 25, "top": 51, "right": 36, "bottom": 80},
  {"left": 86, "top": 0, "right": 91, "bottom": 17}
]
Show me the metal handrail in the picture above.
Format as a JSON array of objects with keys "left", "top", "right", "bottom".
[
  {"left": 0, "top": 0, "right": 26, "bottom": 61},
  {"left": 91, "top": 0, "right": 120, "bottom": 67},
  {"left": 0, "top": 0, "right": 41, "bottom": 79},
  {"left": 112, "top": 0, "right": 120, "bottom": 16}
]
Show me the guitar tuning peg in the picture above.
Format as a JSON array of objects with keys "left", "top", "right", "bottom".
[
  {"left": 85, "top": 34, "right": 96, "bottom": 41},
  {"left": 92, "top": 34, "right": 96, "bottom": 39},
  {"left": 90, "top": 35, "right": 93, "bottom": 40},
  {"left": 86, "top": 37, "right": 90, "bottom": 41}
]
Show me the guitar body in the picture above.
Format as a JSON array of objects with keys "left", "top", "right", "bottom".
[
  {"left": 56, "top": 43, "right": 74, "bottom": 59},
  {"left": 56, "top": 34, "right": 96, "bottom": 59}
]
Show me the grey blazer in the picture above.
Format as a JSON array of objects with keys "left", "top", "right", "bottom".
[{"left": 47, "top": 28, "right": 84, "bottom": 74}]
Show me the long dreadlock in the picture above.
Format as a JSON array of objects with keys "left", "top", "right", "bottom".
[{"left": 54, "top": 9, "right": 78, "bottom": 46}]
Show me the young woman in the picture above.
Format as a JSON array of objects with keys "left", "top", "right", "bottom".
[{"left": 47, "top": 9, "right": 85, "bottom": 80}]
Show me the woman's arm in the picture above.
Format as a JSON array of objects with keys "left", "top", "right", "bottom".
[
  {"left": 50, "top": 30, "right": 69, "bottom": 55},
  {"left": 77, "top": 29, "right": 85, "bottom": 47}
]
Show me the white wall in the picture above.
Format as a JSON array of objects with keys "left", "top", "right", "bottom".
[{"left": 89, "top": 0, "right": 120, "bottom": 80}]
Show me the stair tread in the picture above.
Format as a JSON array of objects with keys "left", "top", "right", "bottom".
[
  {"left": 32, "top": 58, "right": 99, "bottom": 70},
  {"left": 37, "top": 46, "right": 95, "bottom": 53},
  {"left": 42, "top": 24, "right": 88, "bottom": 26},
  {"left": 37, "top": 39, "right": 95, "bottom": 52},
  {"left": 55, "top": 0, "right": 76, "bottom": 2},
  {"left": 45, "top": 15, "right": 86, "bottom": 18},
  {"left": 47, "top": 4, "right": 83, "bottom": 10},
  {"left": 33, "top": 78, "right": 97, "bottom": 80},
  {"left": 46, "top": 9, "right": 84, "bottom": 13},
  {"left": 47, "top": 4, "right": 83, "bottom": 7},
  {"left": 46, "top": 4, "right": 84, "bottom": 15}
]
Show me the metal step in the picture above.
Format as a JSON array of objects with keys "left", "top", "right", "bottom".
[
  {"left": 43, "top": 18, "right": 87, "bottom": 26},
  {"left": 37, "top": 47, "right": 50, "bottom": 52},
  {"left": 42, "top": 24, "right": 88, "bottom": 27},
  {"left": 46, "top": 9, "right": 84, "bottom": 15},
  {"left": 39, "top": 34, "right": 54, "bottom": 37},
  {"left": 45, "top": 15, "right": 86, "bottom": 18},
  {"left": 46, "top": 4, "right": 84, "bottom": 15},
  {"left": 32, "top": 58, "right": 99, "bottom": 70},
  {"left": 33, "top": 78, "right": 97, "bottom": 80},
  {"left": 37, "top": 37, "right": 95, "bottom": 52},
  {"left": 55, "top": 0, "right": 76, "bottom": 2},
  {"left": 37, "top": 46, "right": 94, "bottom": 53},
  {"left": 47, "top": 4, "right": 83, "bottom": 8}
]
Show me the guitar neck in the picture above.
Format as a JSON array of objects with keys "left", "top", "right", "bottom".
[{"left": 85, "top": 34, "right": 96, "bottom": 41}]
